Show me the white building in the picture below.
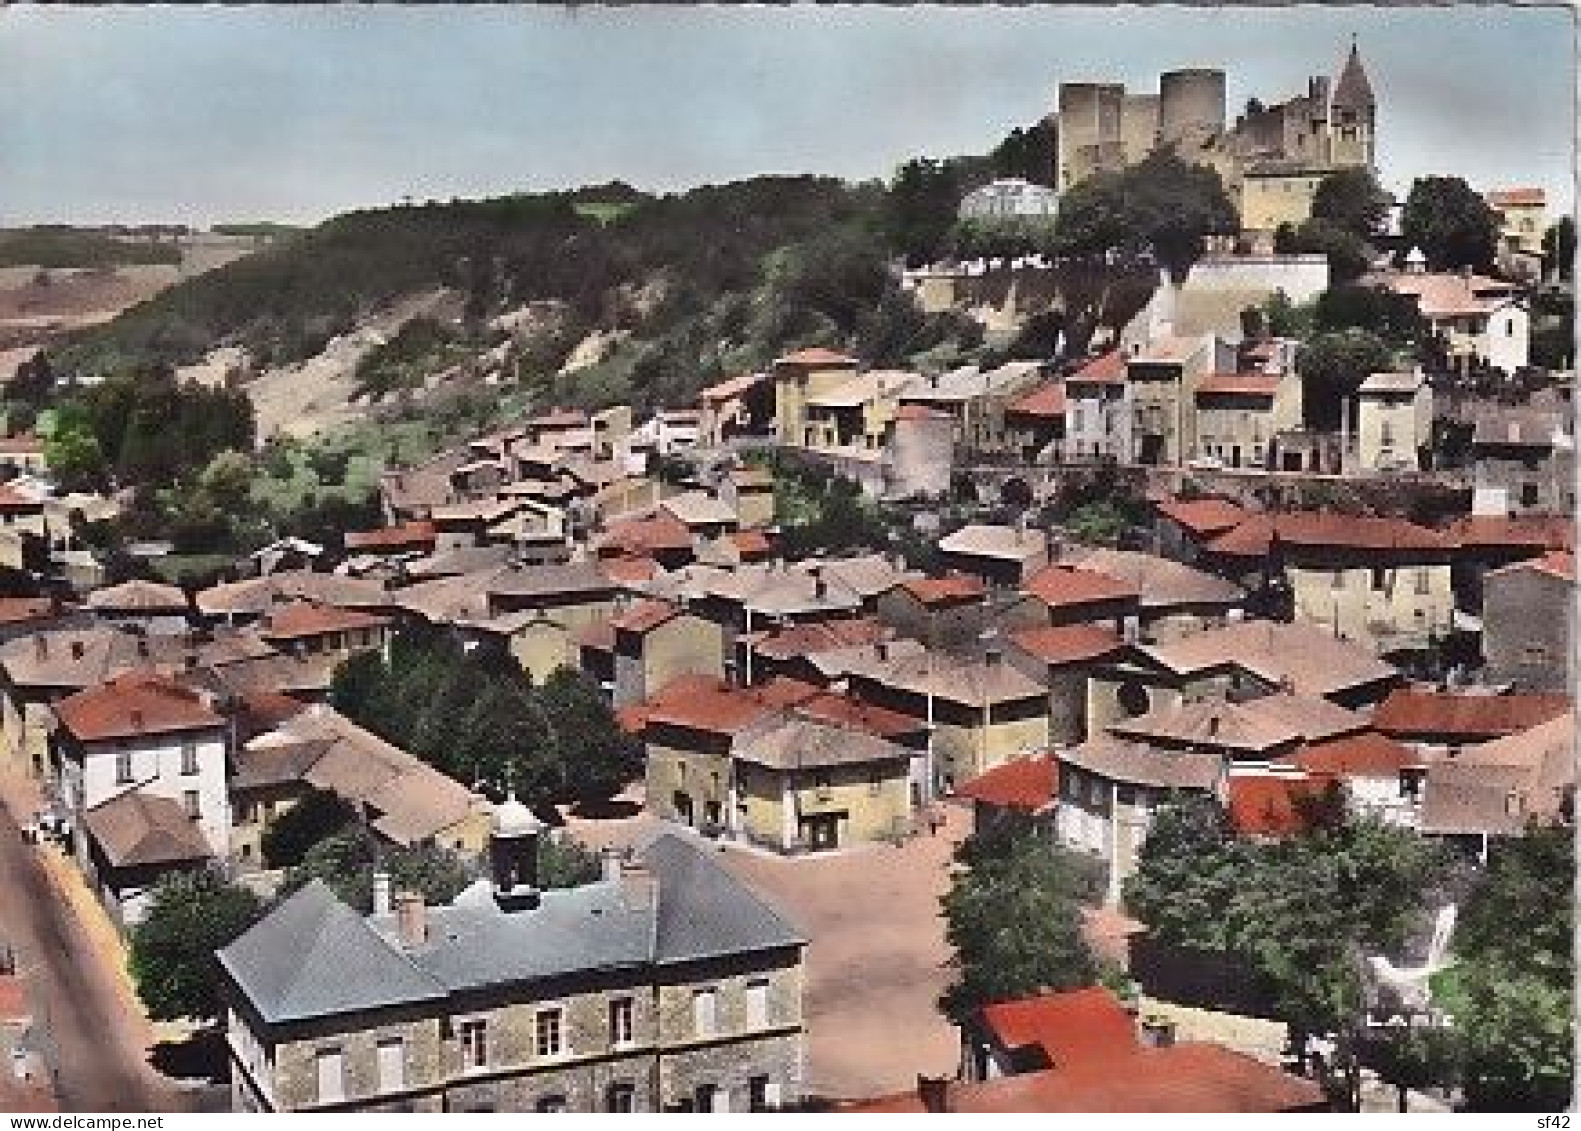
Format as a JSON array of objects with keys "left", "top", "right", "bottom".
[
  {"left": 1374, "top": 256, "right": 1530, "bottom": 375},
  {"left": 958, "top": 178, "right": 1060, "bottom": 221},
  {"left": 52, "top": 671, "right": 231, "bottom": 925},
  {"left": 1063, "top": 351, "right": 1132, "bottom": 462},
  {"left": 1354, "top": 370, "right": 1432, "bottom": 473}
]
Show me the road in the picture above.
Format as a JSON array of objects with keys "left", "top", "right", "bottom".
[{"left": 0, "top": 799, "right": 189, "bottom": 1112}]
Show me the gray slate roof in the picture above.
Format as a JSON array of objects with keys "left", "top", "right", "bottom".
[
  {"left": 220, "top": 833, "right": 803, "bottom": 1026},
  {"left": 218, "top": 880, "right": 448, "bottom": 1025}
]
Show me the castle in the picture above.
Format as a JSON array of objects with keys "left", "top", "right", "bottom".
[{"left": 1052, "top": 41, "right": 1377, "bottom": 235}]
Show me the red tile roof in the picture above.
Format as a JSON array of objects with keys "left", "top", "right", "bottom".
[
  {"left": 1207, "top": 512, "right": 1452, "bottom": 557},
  {"left": 729, "top": 530, "right": 774, "bottom": 558},
  {"left": 1227, "top": 774, "right": 1333, "bottom": 837},
  {"left": 0, "top": 974, "right": 31, "bottom": 1022},
  {"left": 1447, "top": 514, "right": 1574, "bottom": 552},
  {"left": 1195, "top": 372, "right": 1280, "bottom": 397},
  {"left": 789, "top": 684, "right": 929, "bottom": 740},
  {"left": 1007, "top": 623, "right": 1123, "bottom": 666},
  {"left": 777, "top": 346, "right": 856, "bottom": 366},
  {"left": 844, "top": 1042, "right": 1325, "bottom": 1113},
  {"left": 56, "top": 670, "right": 224, "bottom": 743},
  {"left": 574, "top": 619, "right": 617, "bottom": 651},
  {"left": 1023, "top": 564, "right": 1139, "bottom": 609},
  {"left": 1487, "top": 187, "right": 1546, "bottom": 208},
  {"left": 1494, "top": 549, "right": 1576, "bottom": 582},
  {"left": 1154, "top": 498, "right": 1246, "bottom": 538},
  {"left": 601, "top": 555, "right": 658, "bottom": 583},
  {"left": 1006, "top": 381, "right": 1067, "bottom": 418},
  {"left": 896, "top": 575, "right": 988, "bottom": 607},
  {"left": 698, "top": 372, "right": 764, "bottom": 403},
  {"left": 1067, "top": 351, "right": 1127, "bottom": 385},
  {"left": 1372, "top": 690, "right": 1572, "bottom": 740},
  {"left": 750, "top": 617, "right": 892, "bottom": 660},
  {"left": 955, "top": 754, "right": 1058, "bottom": 812},
  {"left": 1289, "top": 731, "right": 1420, "bottom": 777},
  {"left": 630, "top": 674, "right": 813, "bottom": 736},
  {"left": 894, "top": 404, "right": 951, "bottom": 422},
  {"left": 260, "top": 602, "right": 391, "bottom": 641},
  {"left": 598, "top": 511, "right": 694, "bottom": 556},
  {"left": 343, "top": 520, "right": 437, "bottom": 552},
  {"left": 0, "top": 484, "right": 41, "bottom": 510},
  {"left": 980, "top": 986, "right": 1136, "bottom": 1068},
  {"left": 610, "top": 598, "right": 680, "bottom": 635},
  {"left": 0, "top": 433, "right": 44, "bottom": 454}
]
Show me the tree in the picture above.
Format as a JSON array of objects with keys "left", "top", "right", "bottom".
[
  {"left": 1314, "top": 285, "right": 1427, "bottom": 349},
  {"left": 43, "top": 415, "right": 107, "bottom": 492},
  {"left": 281, "top": 827, "right": 473, "bottom": 912},
  {"left": 1366, "top": 1025, "right": 1462, "bottom": 1112},
  {"left": 1401, "top": 176, "right": 1500, "bottom": 271},
  {"left": 538, "top": 832, "right": 604, "bottom": 889},
  {"left": 989, "top": 120, "right": 1057, "bottom": 185},
  {"left": 1311, "top": 168, "right": 1390, "bottom": 240},
  {"left": 1297, "top": 329, "right": 1394, "bottom": 430},
  {"left": 1123, "top": 793, "right": 1248, "bottom": 952},
  {"left": 1540, "top": 216, "right": 1574, "bottom": 281},
  {"left": 939, "top": 832, "right": 1100, "bottom": 1024},
  {"left": 1289, "top": 219, "right": 1371, "bottom": 284},
  {"left": 1261, "top": 289, "right": 1315, "bottom": 339},
  {"left": 538, "top": 667, "right": 643, "bottom": 804},
  {"left": 197, "top": 448, "right": 256, "bottom": 513},
  {"left": 259, "top": 788, "right": 357, "bottom": 868},
  {"left": 128, "top": 869, "right": 264, "bottom": 1021},
  {"left": 886, "top": 158, "right": 969, "bottom": 266}
]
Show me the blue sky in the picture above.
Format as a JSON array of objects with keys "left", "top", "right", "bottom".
[{"left": 1, "top": 4, "right": 1573, "bottom": 226}]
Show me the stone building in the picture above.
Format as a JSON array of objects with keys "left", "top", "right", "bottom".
[
  {"left": 958, "top": 178, "right": 1060, "bottom": 221},
  {"left": 1469, "top": 405, "right": 1576, "bottom": 516},
  {"left": 1352, "top": 370, "right": 1431, "bottom": 473},
  {"left": 220, "top": 818, "right": 806, "bottom": 1113},
  {"left": 771, "top": 347, "right": 860, "bottom": 448},
  {"left": 1480, "top": 551, "right": 1574, "bottom": 692}
]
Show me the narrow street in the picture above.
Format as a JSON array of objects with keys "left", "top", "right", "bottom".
[{"left": 0, "top": 792, "right": 190, "bottom": 1112}]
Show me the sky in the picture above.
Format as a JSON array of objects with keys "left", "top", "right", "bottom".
[{"left": 1, "top": 4, "right": 1574, "bottom": 227}]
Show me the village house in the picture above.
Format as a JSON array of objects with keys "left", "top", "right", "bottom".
[
  {"left": 1468, "top": 404, "right": 1576, "bottom": 517},
  {"left": 953, "top": 753, "right": 1058, "bottom": 840},
  {"left": 1189, "top": 361, "right": 1301, "bottom": 471},
  {"left": 697, "top": 372, "right": 771, "bottom": 447},
  {"left": 733, "top": 617, "right": 896, "bottom": 687},
  {"left": 801, "top": 369, "right": 919, "bottom": 454},
  {"left": 1005, "top": 562, "right": 1142, "bottom": 635},
  {"left": 1001, "top": 379, "right": 1067, "bottom": 464},
  {"left": 343, "top": 520, "right": 440, "bottom": 560},
  {"left": 1003, "top": 624, "right": 1125, "bottom": 745},
  {"left": 82, "top": 579, "right": 191, "bottom": 635},
  {"left": 257, "top": 601, "right": 393, "bottom": 664},
  {"left": 573, "top": 598, "right": 725, "bottom": 709},
  {"left": 231, "top": 706, "right": 492, "bottom": 869},
  {"left": 220, "top": 823, "right": 806, "bottom": 1113},
  {"left": 1444, "top": 513, "right": 1572, "bottom": 613},
  {"left": 714, "top": 466, "right": 776, "bottom": 530},
  {"left": 1203, "top": 512, "right": 1455, "bottom": 657},
  {"left": 872, "top": 575, "right": 989, "bottom": 652},
  {"left": 0, "top": 483, "right": 48, "bottom": 571},
  {"left": 1067, "top": 548, "right": 1245, "bottom": 643},
  {"left": 1084, "top": 618, "right": 1400, "bottom": 738},
  {"left": 1417, "top": 711, "right": 1573, "bottom": 860},
  {"left": 1370, "top": 688, "right": 1571, "bottom": 759},
  {"left": 657, "top": 491, "right": 739, "bottom": 540},
  {"left": 1480, "top": 550, "right": 1573, "bottom": 692},
  {"left": 1372, "top": 258, "right": 1529, "bottom": 375},
  {"left": 844, "top": 642, "right": 1050, "bottom": 791},
  {"left": 896, "top": 361, "right": 1046, "bottom": 455},
  {"left": 938, "top": 524, "right": 1051, "bottom": 588},
  {"left": 52, "top": 671, "right": 232, "bottom": 926},
  {"left": 1264, "top": 728, "right": 1424, "bottom": 830},
  {"left": 1124, "top": 334, "right": 1235, "bottom": 466},
  {"left": 594, "top": 510, "right": 696, "bottom": 571},
  {"left": 195, "top": 570, "right": 391, "bottom": 629},
  {"left": 1485, "top": 187, "right": 1548, "bottom": 277},
  {"left": 0, "top": 434, "right": 48, "bottom": 478},
  {"left": 771, "top": 347, "right": 861, "bottom": 448},
  {"left": 1151, "top": 497, "right": 1247, "bottom": 564},
  {"left": 380, "top": 451, "right": 471, "bottom": 525},
  {"left": 1063, "top": 351, "right": 1131, "bottom": 462},
  {"left": 1353, "top": 370, "right": 1431, "bottom": 473}
]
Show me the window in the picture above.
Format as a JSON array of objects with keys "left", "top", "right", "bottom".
[
  {"left": 180, "top": 740, "right": 199, "bottom": 776},
  {"left": 535, "top": 1095, "right": 568, "bottom": 1113},
  {"left": 677, "top": 760, "right": 687, "bottom": 784},
  {"left": 606, "top": 1082, "right": 636, "bottom": 1113},
  {"left": 235, "top": 800, "right": 257, "bottom": 825},
  {"left": 746, "top": 978, "right": 770, "bottom": 1029},
  {"left": 812, "top": 772, "right": 831, "bottom": 799},
  {"left": 1522, "top": 482, "right": 1540, "bottom": 507},
  {"left": 609, "top": 996, "right": 634, "bottom": 1048},
  {"left": 694, "top": 1084, "right": 725, "bottom": 1113},
  {"left": 459, "top": 1020, "right": 488, "bottom": 1072},
  {"left": 1414, "top": 567, "right": 1431, "bottom": 596},
  {"left": 182, "top": 790, "right": 201, "bottom": 819},
  {"left": 1372, "top": 566, "right": 1388, "bottom": 591},
  {"left": 376, "top": 1038, "right": 406, "bottom": 1094},
  {"left": 115, "top": 748, "right": 134, "bottom": 785},
  {"left": 536, "top": 1009, "right": 564, "bottom": 1058},
  {"left": 315, "top": 1048, "right": 345, "bottom": 1103},
  {"left": 749, "top": 1076, "right": 778, "bottom": 1113},
  {"left": 1331, "top": 568, "right": 1346, "bottom": 590},
  {"left": 1380, "top": 419, "right": 1394, "bottom": 447},
  {"left": 692, "top": 988, "right": 718, "bottom": 1038}
]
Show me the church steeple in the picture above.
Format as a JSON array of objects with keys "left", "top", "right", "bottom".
[{"left": 1332, "top": 38, "right": 1375, "bottom": 111}]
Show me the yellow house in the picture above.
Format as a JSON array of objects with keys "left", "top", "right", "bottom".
[
  {"left": 772, "top": 347, "right": 860, "bottom": 447},
  {"left": 802, "top": 370, "right": 920, "bottom": 454},
  {"left": 1486, "top": 187, "right": 1548, "bottom": 257},
  {"left": 1126, "top": 334, "right": 1234, "bottom": 466},
  {"left": 1355, "top": 370, "right": 1431, "bottom": 473},
  {"left": 1238, "top": 165, "right": 1330, "bottom": 234},
  {"left": 0, "top": 484, "right": 47, "bottom": 571},
  {"left": 1190, "top": 343, "right": 1303, "bottom": 469},
  {"left": 732, "top": 714, "right": 914, "bottom": 852},
  {"left": 577, "top": 599, "right": 725, "bottom": 709}
]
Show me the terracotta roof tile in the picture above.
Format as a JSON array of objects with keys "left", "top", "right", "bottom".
[
  {"left": 1207, "top": 512, "right": 1452, "bottom": 556},
  {"left": 85, "top": 579, "right": 189, "bottom": 612},
  {"left": 0, "top": 597, "right": 56, "bottom": 625},
  {"left": 1007, "top": 623, "right": 1122, "bottom": 666},
  {"left": 1067, "top": 350, "right": 1127, "bottom": 385},
  {"left": 1288, "top": 731, "right": 1420, "bottom": 777},
  {"left": 1005, "top": 381, "right": 1067, "bottom": 418},
  {"left": 1372, "top": 690, "right": 1571, "bottom": 741},
  {"left": 894, "top": 403, "right": 951, "bottom": 422},
  {"left": 343, "top": 520, "right": 438, "bottom": 552},
  {"left": 1195, "top": 372, "right": 1280, "bottom": 397},
  {"left": 56, "top": 670, "right": 225, "bottom": 743},
  {"left": 1487, "top": 187, "right": 1546, "bottom": 208},
  {"left": 259, "top": 602, "right": 391, "bottom": 641},
  {"left": 1227, "top": 773, "right": 1334, "bottom": 837},
  {"left": 601, "top": 555, "right": 659, "bottom": 584},
  {"left": 790, "top": 688, "right": 927, "bottom": 740},
  {"left": 1447, "top": 515, "right": 1574, "bottom": 552},
  {"left": 1023, "top": 564, "right": 1138, "bottom": 609},
  {"left": 1069, "top": 549, "right": 1244, "bottom": 608},
  {"left": 1154, "top": 497, "right": 1247, "bottom": 537},
  {"left": 955, "top": 754, "right": 1058, "bottom": 812},
  {"left": 610, "top": 598, "right": 680, "bottom": 635},
  {"left": 698, "top": 372, "right": 764, "bottom": 402},
  {"left": 749, "top": 617, "right": 893, "bottom": 661},
  {"left": 729, "top": 530, "right": 773, "bottom": 557},
  {"left": 980, "top": 986, "right": 1137, "bottom": 1068},
  {"left": 896, "top": 575, "right": 988, "bottom": 606},
  {"left": 0, "top": 484, "right": 42, "bottom": 510},
  {"left": 574, "top": 619, "right": 616, "bottom": 651},
  {"left": 776, "top": 346, "right": 856, "bottom": 366},
  {"left": 596, "top": 511, "right": 694, "bottom": 556}
]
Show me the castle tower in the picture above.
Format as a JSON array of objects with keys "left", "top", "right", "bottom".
[{"left": 1328, "top": 39, "right": 1376, "bottom": 168}]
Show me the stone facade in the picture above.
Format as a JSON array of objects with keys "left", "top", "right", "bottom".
[{"left": 1481, "top": 562, "right": 1573, "bottom": 692}]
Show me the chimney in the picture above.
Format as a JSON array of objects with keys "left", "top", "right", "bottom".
[
  {"left": 372, "top": 872, "right": 393, "bottom": 916},
  {"left": 394, "top": 891, "right": 428, "bottom": 947},
  {"left": 917, "top": 1076, "right": 950, "bottom": 1114},
  {"left": 619, "top": 861, "right": 659, "bottom": 912},
  {"left": 600, "top": 845, "right": 622, "bottom": 883}
]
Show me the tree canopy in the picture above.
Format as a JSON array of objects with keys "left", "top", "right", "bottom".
[
  {"left": 939, "top": 830, "right": 1102, "bottom": 1024},
  {"left": 1296, "top": 329, "right": 1396, "bottom": 431},
  {"left": 1400, "top": 176, "right": 1500, "bottom": 272},
  {"left": 1310, "top": 168, "right": 1391, "bottom": 240},
  {"left": 128, "top": 869, "right": 264, "bottom": 1022}
]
